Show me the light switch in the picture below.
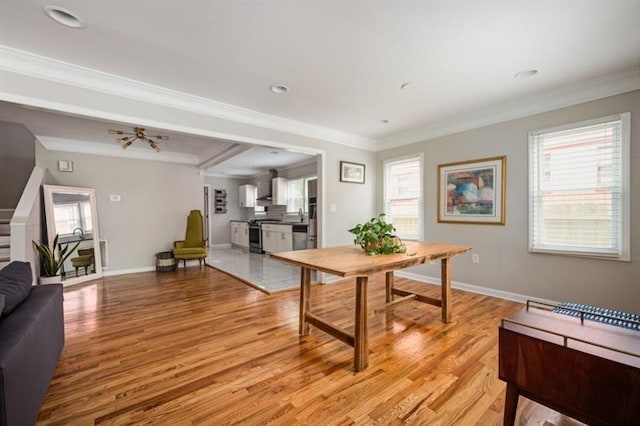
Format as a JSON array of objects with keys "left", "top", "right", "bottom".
[
  {"left": 329, "top": 203, "right": 337, "bottom": 213},
  {"left": 110, "top": 194, "right": 121, "bottom": 202}
]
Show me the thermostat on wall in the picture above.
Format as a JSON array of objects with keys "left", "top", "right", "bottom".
[{"left": 58, "top": 160, "right": 73, "bottom": 172}]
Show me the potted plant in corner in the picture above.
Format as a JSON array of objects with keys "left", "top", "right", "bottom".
[
  {"left": 32, "top": 234, "right": 80, "bottom": 284},
  {"left": 348, "top": 213, "right": 407, "bottom": 255}
]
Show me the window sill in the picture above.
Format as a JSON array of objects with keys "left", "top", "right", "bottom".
[{"left": 529, "top": 248, "right": 630, "bottom": 262}]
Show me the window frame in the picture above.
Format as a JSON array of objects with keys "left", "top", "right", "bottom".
[
  {"left": 383, "top": 153, "right": 424, "bottom": 241},
  {"left": 527, "top": 112, "right": 631, "bottom": 261}
]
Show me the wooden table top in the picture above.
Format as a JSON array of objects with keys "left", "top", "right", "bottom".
[{"left": 270, "top": 241, "right": 471, "bottom": 277}]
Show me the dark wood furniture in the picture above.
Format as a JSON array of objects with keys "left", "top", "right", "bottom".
[
  {"left": 499, "top": 301, "right": 640, "bottom": 426},
  {"left": 271, "top": 241, "right": 471, "bottom": 372}
]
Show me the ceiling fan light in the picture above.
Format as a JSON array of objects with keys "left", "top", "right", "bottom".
[{"left": 109, "top": 127, "right": 166, "bottom": 153}]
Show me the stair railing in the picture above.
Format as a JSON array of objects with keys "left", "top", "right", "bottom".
[{"left": 10, "top": 166, "right": 44, "bottom": 284}]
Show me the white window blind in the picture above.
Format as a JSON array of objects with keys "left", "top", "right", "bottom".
[
  {"left": 384, "top": 155, "right": 422, "bottom": 240},
  {"left": 528, "top": 113, "right": 630, "bottom": 261}
]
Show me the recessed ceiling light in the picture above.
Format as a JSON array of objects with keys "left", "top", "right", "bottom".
[
  {"left": 400, "top": 82, "right": 414, "bottom": 90},
  {"left": 514, "top": 69, "right": 538, "bottom": 79},
  {"left": 269, "top": 84, "right": 289, "bottom": 94},
  {"left": 379, "top": 119, "right": 390, "bottom": 124},
  {"left": 44, "top": 5, "right": 86, "bottom": 29}
]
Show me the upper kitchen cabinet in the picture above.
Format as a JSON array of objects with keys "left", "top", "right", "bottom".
[
  {"left": 239, "top": 184, "right": 256, "bottom": 208},
  {"left": 272, "top": 177, "right": 288, "bottom": 205},
  {"left": 256, "top": 172, "right": 288, "bottom": 206}
]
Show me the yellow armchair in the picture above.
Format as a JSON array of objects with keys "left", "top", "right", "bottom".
[{"left": 173, "top": 210, "right": 207, "bottom": 269}]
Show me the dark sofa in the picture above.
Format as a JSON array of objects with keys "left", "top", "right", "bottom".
[{"left": 0, "top": 262, "right": 64, "bottom": 426}]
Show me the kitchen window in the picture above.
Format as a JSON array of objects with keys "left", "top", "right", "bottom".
[
  {"left": 383, "top": 154, "right": 423, "bottom": 240},
  {"left": 287, "top": 176, "right": 316, "bottom": 214},
  {"left": 528, "top": 113, "right": 630, "bottom": 261}
]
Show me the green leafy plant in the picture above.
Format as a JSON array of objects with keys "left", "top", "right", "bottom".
[
  {"left": 348, "top": 214, "right": 406, "bottom": 255},
  {"left": 32, "top": 234, "right": 81, "bottom": 277}
]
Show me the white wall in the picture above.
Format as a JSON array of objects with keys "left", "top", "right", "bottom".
[
  {"left": 377, "top": 90, "right": 640, "bottom": 313},
  {"left": 204, "top": 176, "right": 246, "bottom": 245},
  {"left": 35, "top": 142, "right": 204, "bottom": 273}
]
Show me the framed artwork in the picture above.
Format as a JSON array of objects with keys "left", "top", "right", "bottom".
[
  {"left": 438, "top": 156, "right": 506, "bottom": 225},
  {"left": 340, "top": 161, "right": 365, "bottom": 184}
]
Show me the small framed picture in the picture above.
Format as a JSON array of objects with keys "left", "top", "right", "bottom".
[
  {"left": 340, "top": 161, "right": 365, "bottom": 184},
  {"left": 438, "top": 156, "right": 506, "bottom": 225},
  {"left": 58, "top": 160, "right": 73, "bottom": 172}
]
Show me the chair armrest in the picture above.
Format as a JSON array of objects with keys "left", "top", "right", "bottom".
[{"left": 174, "top": 240, "right": 186, "bottom": 249}]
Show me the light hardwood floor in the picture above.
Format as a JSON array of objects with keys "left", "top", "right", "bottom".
[{"left": 37, "top": 267, "right": 584, "bottom": 425}]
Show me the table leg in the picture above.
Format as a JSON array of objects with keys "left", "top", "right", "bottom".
[
  {"left": 299, "top": 267, "right": 311, "bottom": 335},
  {"left": 441, "top": 257, "right": 452, "bottom": 323},
  {"left": 385, "top": 271, "right": 394, "bottom": 303},
  {"left": 503, "top": 382, "right": 519, "bottom": 426},
  {"left": 354, "top": 276, "right": 369, "bottom": 372}
]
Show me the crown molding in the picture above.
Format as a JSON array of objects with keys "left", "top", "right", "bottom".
[
  {"left": 376, "top": 67, "right": 640, "bottom": 151},
  {"left": 1, "top": 45, "right": 376, "bottom": 151},
  {"left": 37, "top": 136, "right": 199, "bottom": 165}
]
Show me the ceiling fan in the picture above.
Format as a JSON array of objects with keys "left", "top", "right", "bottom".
[{"left": 108, "top": 127, "right": 169, "bottom": 152}]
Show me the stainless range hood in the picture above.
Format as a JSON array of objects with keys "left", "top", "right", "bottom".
[{"left": 256, "top": 169, "right": 278, "bottom": 201}]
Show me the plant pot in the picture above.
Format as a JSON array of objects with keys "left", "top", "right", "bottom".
[
  {"left": 364, "top": 236, "right": 399, "bottom": 254},
  {"left": 39, "top": 275, "right": 62, "bottom": 285}
]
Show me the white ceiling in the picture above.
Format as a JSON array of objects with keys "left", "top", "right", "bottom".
[{"left": 0, "top": 1, "right": 639, "bottom": 170}]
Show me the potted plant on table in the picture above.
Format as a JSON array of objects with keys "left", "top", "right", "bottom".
[
  {"left": 32, "top": 234, "right": 80, "bottom": 284},
  {"left": 348, "top": 213, "right": 407, "bottom": 255}
]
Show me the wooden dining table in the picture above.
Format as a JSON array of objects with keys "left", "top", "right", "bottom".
[{"left": 270, "top": 241, "right": 472, "bottom": 372}]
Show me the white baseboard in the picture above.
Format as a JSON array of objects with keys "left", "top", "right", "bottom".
[
  {"left": 211, "top": 243, "right": 232, "bottom": 249},
  {"left": 103, "top": 266, "right": 156, "bottom": 277},
  {"left": 394, "top": 271, "right": 559, "bottom": 306}
]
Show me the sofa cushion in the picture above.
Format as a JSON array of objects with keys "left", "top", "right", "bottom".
[{"left": 0, "top": 261, "right": 32, "bottom": 316}]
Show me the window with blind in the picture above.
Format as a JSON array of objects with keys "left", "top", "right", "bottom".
[
  {"left": 528, "top": 113, "right": 630, "bottom": 261},
  {"left": 287, "top": 176, "right": 316, "bottom": 213},
  {"left": 384, "top": 155, "right": 423, "bottom": 240}
]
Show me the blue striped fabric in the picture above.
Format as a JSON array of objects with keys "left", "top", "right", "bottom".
[{"left": 553, "top": 302, "right": 640, "bottom": 331}]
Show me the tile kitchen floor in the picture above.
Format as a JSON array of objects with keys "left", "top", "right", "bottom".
[{"left": 206, "top": 246, "right": 313, "bottom": 293}]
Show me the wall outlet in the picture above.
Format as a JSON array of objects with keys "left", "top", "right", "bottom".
[
  {"left": 110, "top": 194, "right": 121, "bottom": 202},
  {"left": 329, "top": 203, "right": 337, "bottom": 213},
  {"left": 472, "top": 253, "right": 480, "bottom": 264}
]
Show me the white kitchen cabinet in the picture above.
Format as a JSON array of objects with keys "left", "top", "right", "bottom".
[
  {"left": 230, "top": 222, "right": 249, "bottom": 248},
  {"left": 276, "top": 225, "right": 293, "bottom": 252},
  {"left": 261, "top": 224, "right": 277, "bottom": 253},
  {"left": 238, "top": 184, "right": 256, "bottom": 208},
  {"left": 237, "top": 222, "right": 249, "bottom": 247},
  {"left": 272, "top": 177, "right": 288, "bottom": 206},
  {"left": 261, "top": 224, "right": 292, "bottom": 253}
]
